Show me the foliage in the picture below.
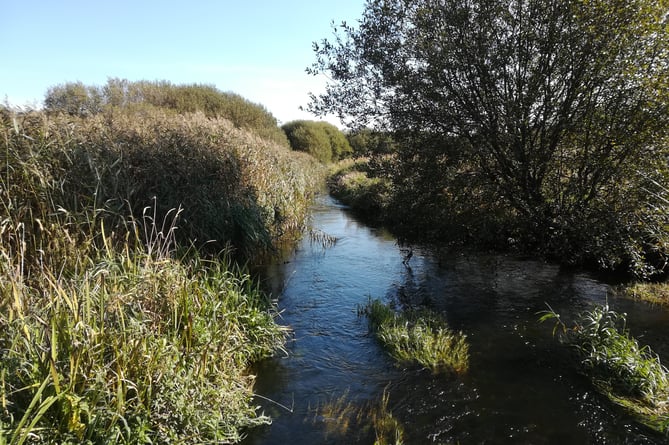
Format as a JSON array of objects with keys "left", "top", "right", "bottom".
[
  {"left": 308, "top": 0, "right": 669, "bottom": 277},
  {"left": 0, "top": 103, "right": 323, "bottom": 443},
  {"left": 329, "top": 159, "right": 393, "bottom": 223},
  {"left": 346, "top": 127, "right": 397, "bottom": 157},
  {"left": 361, "top": 299, "right": 469, "bottom": 374},
  {"left": 618, "top": 282, "right": 669, "bottom": 307},
  {"left": 0, "top": 226, "right": 287, "bottom": 444},
  {"left": 282, "top": 120, "right": 352, "bottom": 163},
  {"left": 44, "top": 81, "right": 103, "bottom": 117},
  {"left": 540, "top": 304, "right": 669, "bottom": 433},
  {"left": 44, "top": 79, "right": 290, "bottom": 147}
]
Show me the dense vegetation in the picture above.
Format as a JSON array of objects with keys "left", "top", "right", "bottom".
[
  {"left": 309, "top": 0, "right": 669, "bottom": 278},
  {"left": 0, "top": 83, "right": 325, "bottom": 443},
  {"left": 282, "top": 120, "right": 352, "bottom": 163},
  {"left": 45, "top": 79, "right": 290, "bottom": 147}
]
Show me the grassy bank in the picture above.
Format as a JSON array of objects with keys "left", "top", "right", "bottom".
[
  {"left": 0, "top": 102, "right": 324, "bottom": 443},
  {"left": 328, "top": 158, "right": 392, "bottom": 225},
  {"left": 618, "top": 283, "right": 669, "bottom": 307}
]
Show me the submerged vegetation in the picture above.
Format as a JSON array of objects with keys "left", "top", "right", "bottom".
[
  {"left": 541, "top": 304, "right": 669, "bottom": 433},
  {"left": 312, "top": 390, "right": 404, "bottom": 445},
  {"left": 0, "top": 82, "right": 325, "bottom": 443},
  {"left": 361, "top": 299, "right": 469, "bottom": 375}
]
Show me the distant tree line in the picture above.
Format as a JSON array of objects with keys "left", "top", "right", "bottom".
[
  {"left": 43, "top": 80, "right": 357, "bottom": 165},
  {"left": 282, "top": 120, "right": 352, "bottom": 163},
  {"left": 44, "top": 79, "right": 290, "bottom": 146}
]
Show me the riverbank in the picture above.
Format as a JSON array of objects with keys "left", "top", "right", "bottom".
[
  {"left": 619, "top": 283, "right": 669, "bottom": 307},
  {"left": 329, "top": 158, "right": 669, "bottom": 302},
  {"left": 0, "top": 100, "right": 324, "bottom": 443}
]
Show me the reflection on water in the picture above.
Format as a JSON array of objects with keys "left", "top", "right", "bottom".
[{"left": 243, "top": 195, "right": 669, "bottom": 445}]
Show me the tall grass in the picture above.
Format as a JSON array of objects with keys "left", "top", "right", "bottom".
[
  {"left": 0, "top": 104, "right": 323, "bottom": 443},
  {"left": 1, "top": 106, "right": 324, "bottom": 260},
  {"left": 0, "top": 220, "right": 287, "bottom": 443},
  {"left": 541, "top": 304, "right": 669, "bottom": 433},
  {"left": 361, "top": 299, "right": 469, "bottom": 375}
]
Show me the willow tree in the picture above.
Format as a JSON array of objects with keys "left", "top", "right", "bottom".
[{"left": 308, "top": 0, "right": 669, "bottom": 275}]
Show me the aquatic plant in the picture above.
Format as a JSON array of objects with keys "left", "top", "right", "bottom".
[
  {"left": 540, "top": 303, "right": 669, "bottom": 433},
  {"left": 361, "top": 299, "right": 469, "bottom": 374},
  {"left": 312, "top": 389, "right": 404, "bottom": 445}
]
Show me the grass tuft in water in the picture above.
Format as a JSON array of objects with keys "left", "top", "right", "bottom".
[
  {"left": 540, "top": 303, "right": 669, "bottom": 433},
  {"left": 312, "top": 389, "right": 404, "bottom": 445},
  {"left": 361, "top": 299, "right": 469, "bottom": 375}
]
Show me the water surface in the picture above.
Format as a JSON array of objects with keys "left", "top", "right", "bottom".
[{"left": 244, "top": 195, "right": 669, "bottom": 444}]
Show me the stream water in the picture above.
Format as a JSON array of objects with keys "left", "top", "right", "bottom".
[{"left": 243, "top": 195, "right": 669, "bottom": 444}]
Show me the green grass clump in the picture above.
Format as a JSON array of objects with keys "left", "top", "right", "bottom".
[
  {"left": 361, "top": 299, "right": 469, "bottom": 375},
  {"left": 541, "top": 304, "right": 669, "bottom": 433},
  {"left": 0, "top": 218, "right": 288, "bottom": 444}
]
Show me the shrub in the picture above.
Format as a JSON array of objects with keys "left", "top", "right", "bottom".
[
  {"left": 346, "top": 128, "right": 397, "bottom": 157},
  {"left": 45, "top": 79, "right": 290, "bottom": 147},
  {"left": 282, "top": 120, "right": 352, "bottom": 163}
]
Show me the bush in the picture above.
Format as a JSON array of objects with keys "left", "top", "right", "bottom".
[
  {"left": 346, "top": 128, "right": 397, "bottom": 157},
  {"left": 45, "top": 79, "right": 290, "bottom": 147},
  {"left": 282, "top": 120, "right": 352, "bottom": 163}
]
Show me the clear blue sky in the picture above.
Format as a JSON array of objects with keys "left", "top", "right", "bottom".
[{"left": 1, "top": 1, "right": 365, "bottom": 125}]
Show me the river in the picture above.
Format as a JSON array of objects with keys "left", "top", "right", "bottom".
[{"left": 243, "top": 195, "right": 669, "bottom": 444}]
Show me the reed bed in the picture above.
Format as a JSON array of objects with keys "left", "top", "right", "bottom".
[
  {"left": 1, "top": 106, "right": 324, "bottom": 261},
  {"left": 361, "top": 299, "right": 469, "bottom": 375},
  {"left": 0, "top": 105, "right": 323, "bottom": 443}
]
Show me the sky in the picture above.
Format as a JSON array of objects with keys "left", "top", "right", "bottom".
[{"left": 0, "top": 1, "right": 365, "bottom": 125}]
